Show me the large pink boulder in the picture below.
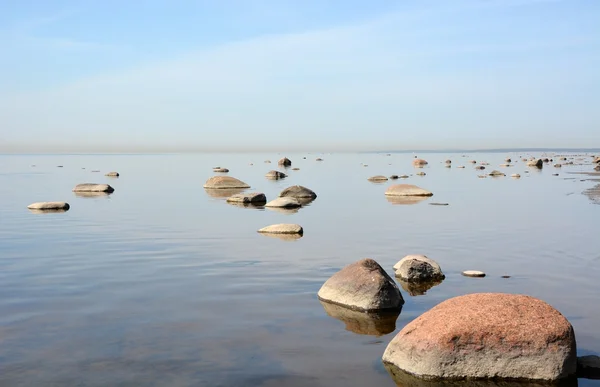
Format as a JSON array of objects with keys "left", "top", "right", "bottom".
[{"left": 383, "top": 293, "right": 577, "bottom": 381}]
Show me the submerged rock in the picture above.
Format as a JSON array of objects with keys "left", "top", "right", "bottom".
[
  {"left": 318, "top": 258, "right": 404, "bottom": 312},
  {"left": 393, "top": 255, "right": 444, "bottom": 283},
  {"left": 279, "top": 185, "right": 317, "bottom": 199},
  {"left": 73, "top": 184, "right": 114, "bottom": 193},
  {"left": 105, "top": 172, "right": 119, "bottom": 177},
  {"left": 265, "top": 197, "right": 301, "bottom": 208},
  {"left": 226, "top": 192, "right": 266, "bottom": 205},
  {"left": 258, "top": 223, "right": 303, "bottom": 235},
  {"left": 385, "top": 184, "right": 433, "bottom": 197},
  {"left": 382, "top": 293, "right": 577, "bottom": 381},
  {"left": 265, "top": 170, "right": 287, "bottom": 179},
  {"left": 27, "top": 202, "right": 70, "bottom": 211},
  {"left": 203, "top": 176, "right": 250, "bottom": 189}
]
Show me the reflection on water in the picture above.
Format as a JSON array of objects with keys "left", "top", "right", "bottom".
[
  {"left": 226, "top": 201, "right": 265, "bottom": 210},
  {"left": 385, "top": 195, "right": 429, "bottom": 205},
  {"left": 265, "top": 206, "right": 301, "bottom": 215},
  {"left": 73, "top": 192, "right": 112, "bottom": 198},
  {"left": 320, "top": 301, "right": 400, "bottom": 336},
  {"left": 259, "top": 232, "right": 303, "bottom": 242},
  {"left": 397, "top": 278, "right": 443, "bottom": 296},
  {"left": 203, "top": 187, "right": 247, "bottom": 198},
  {"left": 27, "top": 208, "right": 69, "bottom": 214},
  {"left": 384, "top": 363, "right": 579, "bottom": 387}
]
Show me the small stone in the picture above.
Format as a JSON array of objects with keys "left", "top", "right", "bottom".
[
  {"left": 554, "top": 164, "right": 562, "bottom": 168},
  {"left": 456, "top": 166, "right": 465, "bottom": 168},
  {"left": 318, "top": 258, "right": 404, "bottom": 312},
  {"left": 511, "top": 174, "right": 521, "bottom": 178},
  {"left": 279, "top": 185, "right": 317, "bottom": 199},
  {"left": 73, "top": 184, "right": 114, "bottom": 193},
  {"left": 475, "top": 166, "right": 485, "bottom": 170},
  {"left": 265, "top": 197, "right": 301, "bottom": 208},
  {"left": 489, "top": 170, "right": 505, "bottom": 176},
  {"left": 527, "top": 159, "right": 544, "bottom": 168},
  {"left": 27, "top": 202, "right": 70, "bottom": 211},
  {"left": 470, "top": 160, "right": 477, "bottom": 163},
  {"left": 445, "top": 159, "right": 451, "bottom": 164},
  {"left": 478, "top": 175, "right": 487, "bottom": 178},
  {"left": 412, "top": 159, "right": 428, "bottom": 167},
  {"left": 389, "top": 175, "right": 399, "bottom": 180},
  {"left": 105, "top": 172, "right": 119, "bottom": 177},
  {"left": 226, "top": 192, "right": 267, "bottom": 205},
  {"left": 553, "top": 173, "right": 559, "bottom": 176},
  {"left": 292, "top": 167, "right": 300, "bottom": 171},
  {"left": 368, "top": 175, "right": 389, "bottom": 182},
  {"left": 416, "top": 172, "right": 426, "bottom": 176},
  {"left": 213, "top": 167, "right": 229, "bottom": 173},
  {"left": 462, "top": 270, "right": 486, "bottom": 277},
  {"left": 203, "top": 176, "right": 250, "bottom": 189},
  {"left": 265, "top": 170, "right": 287, "bottom": 179},
  {"left": 316, "top": 158, "right": 323, "bottom": 161},
  {"left": 264, "top": 160, "right": 271, "bottom": 163},
  {"left": 399, "top": 175, "right": 409, "bottom": 178},
  {"left": 393, "top": 255, "right": 444, "bottom": 282},
  {"left": 429, "top": 202, "right": 449, "bottom": 206},
  {"left": 505, "top": 158, "right": 512, "bottom": 162},
  {"left": 499, "top": 164, "right": 511, "bottom": 167},
  {"left": 258, "top": 223, "right": 303, "bottom": 235},
  {"left": 385, "top": 184, "right": 433, "bottom": 197}
]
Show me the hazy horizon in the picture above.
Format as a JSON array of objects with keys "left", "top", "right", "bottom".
[{"left": 1, "top": 0, "right": 599, "bottom": 152}]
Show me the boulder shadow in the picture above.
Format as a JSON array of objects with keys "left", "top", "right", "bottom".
[
  {"left": 384, "top": 362, "right": 578, "bottom": 387},
  {"left": 320, "top": 300, "right": 401, "bottom": 337},
  {"left": 396, "top": 278, "right": 443, "bottom": 297}
]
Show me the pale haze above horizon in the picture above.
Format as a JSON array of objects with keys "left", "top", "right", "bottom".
[{"left": 1, "top": 0, "right": 599, "bottom": 153}]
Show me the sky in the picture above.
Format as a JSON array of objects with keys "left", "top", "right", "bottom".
[{"left": 1, "top": 0, "right": 599, "bottom": 153}]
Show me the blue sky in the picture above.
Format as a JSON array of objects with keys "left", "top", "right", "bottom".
[{"left": 1, "top": 0, "right": 599, "bottom": 152}]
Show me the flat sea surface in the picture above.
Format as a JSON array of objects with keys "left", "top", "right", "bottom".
[{"left": 1, "top": 152, "right": 599, "bottom": 387}]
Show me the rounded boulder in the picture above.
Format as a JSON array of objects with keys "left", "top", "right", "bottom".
[
  {"left": 393, "top": 255, "right": 444, "bottom": 283},
  {"left": 385, "top": 184, "right": 433, "bottom": 197},
  {"left": 203, "top": 176, "right": 250, "bottom": 189},
  {"left": 279, "top": 185, "right": 317, "bottom": 199},
  {"left": 382, "top": 293, "right": 577, "bottom": 381},
  {"left": 318, "top": 258, "right": 404, "bottom": 312}
]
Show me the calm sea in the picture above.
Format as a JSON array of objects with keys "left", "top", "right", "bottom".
[{"left": 0, "top": 152, "right": 599, "bottom": 387}]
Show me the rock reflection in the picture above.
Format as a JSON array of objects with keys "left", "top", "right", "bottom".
[
  {"left": 28, "top": 208, "right": 69, "bottom": 214},
  {"left": 73, "top": 192, "right": 112, "bottom": 199},
  {"left": 204, "top": 188, "right": 246, "bottom": 199},
  {"left": 226, "top": 202, "right": 265, "bottom": 210},
  {"left": 265, "top": 207, "right": 300, "bottom": 215},
  {"left": 397, "top": 278, "right": 443, "bottom": 296},
  {"left": 386, "top": 196, "right": 429, "bottom": 206},
  {"left": 259, "top": 233, "right": 303, "bottom": 242},
  {"left": 384, "top": 363, "right": 578, "bottom": 387},
  {"left": 320, "top": 301, "right": 400, "bottom": 336}
]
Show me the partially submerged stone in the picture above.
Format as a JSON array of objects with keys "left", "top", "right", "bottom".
[
  {"left": 385, "top": 184, "right": 433, "bottom": 197},
  {"left": 203, "top": 176, "right": 250, "bottom": 189},
  {"left": 258, "top": 223, "right": 303, "bottom": 235},
  {"left": 368, "top": 175, "right": 388, "bottom": 182},
  {"left": 226, "top": 192, "right": 266, "bottom": 205},
  {"left": 279, "top": 185, "right": 317, "bottom": 199},
  {"left": 265, "top": 197, "right": 301, "bottom": 208},
  {"left": 382, "top": 293, "right": 577, "bottom": 381},
  {"left": 475, "top": 166, "right": 485, "bottom": 170},
  {"left": 27, "top": 202, "right": 70, "bottom": 211},
  {"left": 278, "top": 157, "right": 292, "bottom": 167},
  {"left": 462, "top": 270, "right": 486, "bottom": 277},
  {"left": 511, "top": 174, "right": 521, "bottom": 178},
  {"left": 389, "top": 175, "right": 399, "bottom": 180},
  {"left": 105, "top": 172, "right": 119, "bottom": 177},
  {"left": 416, "top": 172, "right": 426, "bottom": 176},
  {"left": 318, "top": 258, "right": 403, "bottom": 312},
  {"left": 73, "top": 184, "right": 114, "bottom": 193},
  {"left": 265, "top": 170, "right": 287, "bottom": 179},
  {"left": 412, "top": 159, "right": 428, "bottom": 167},
  {"left": 213, "top": 167, "right": 229, "bottom": 173},
  {"left": 528, "top": 159, "right": 544, "bottom": 168},
  {"left": 393, "top": 255, "right": 445, "bottom": 283},
  {"left": 489, "top": 170, "right": 506, "bottom": 177}
]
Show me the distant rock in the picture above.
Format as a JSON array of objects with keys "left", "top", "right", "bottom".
[
  {"left": 258, "top": 223, "right": 303, "bottom": 235},
  {"left": 578, "top": 355, "right": 600, "bottom": 379},
  {"left": 393, "top": 255, "right": 444, "bottom": 283},
  {"left": 385, "top": 184, "right": 433, "bottom": 197},
  {"left": 382, "top": 293, "right": 577, "bottom": 381},
  {"left": 105, "top": 172, "right": 119, "bottom": 177},
  {"left": 27, "top": 202, "right": 70, "bottom": 211},
  {"left": 279, "top": 185, "right": 317, "bottom": 199},
  {"left": 475, "top": 166, "right": 486, "bottom": 170},
  {"left": 412, "top": 159, "right": 428, "bottom": 167},
  {"left": 213, "top": 167, "right": 229, "bottom": 173},
  {"left": 462, "top": 270, "right": 486, "bottom": 277},
  {"left": 316, "top": 158, "right": 323, "bottom": 161},
  {"left": 73, "top": 184, "right": 114, "bottom": 193},
  {"left": 203, "top": 176, "right": 250, "bottom": 189},
  {"left": 456, "top": 166, "right": 465, "bottom": 169},
  {"left": 318, "top": 258, "right": 404, "bottom": 312},
  {"left": 505, "top": 158, "right": 512, "bottom": 162},
  {"left": 416, "top": 172, "right": 426, "bottom": 176},
  {"left": 499, "top": 164, "right": 511, "bottom": 167},
  {"left": 265, "top": 197, "right": 302, "bottom": 208},
  {"left": 595, "top": 165, "right": 600, "bottom": 171},
  {"left": 528, "top": 159, "right": 544, "bottom": 168},
  {"left": 511, "top": 174, "right": 521, "bottom": 178},
  {"left": 445, "top": 159, "right": 451, "bottom": 164},
  {"left": 368, "top": 175, "right": 389, "bottom": 182},
  {"left": 554, "top": 164, "right": 562, "bottom": 168},
  {"left": 489, "top": 170, "right": 505, "bottom": 177},
  {"left": 478, "top": 175, "right": 487, "bottom": 178},
  {"left": 399, "top": 175, "right": 409, "bottom": 178},
  {"left": 278, "top": 157, "right": 292, "bottom": 167},
  {"left": 389, "top": 175, "right": 399, "bottom": 180},
  {"left": 429, "top": 202, "right": 449, "bottom": 206},
  {"left": 264, "top": 160, "right": 271, "bottom": 163},
  {"left": 226, "top": 192, "right": 266, "bottom": 205},
  {"left": 292, "top": 167, "right": 300, "bottom": 171},
  {"left": 470, "top": 160, "right": 477, "bottom": 164},
  {"left": 265, "top": 170, "right": 287, "bottom": 180}
]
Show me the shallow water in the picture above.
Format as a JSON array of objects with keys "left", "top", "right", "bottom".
[{"left": 0, "top": 152, "right": 599, "bottom": 386}]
